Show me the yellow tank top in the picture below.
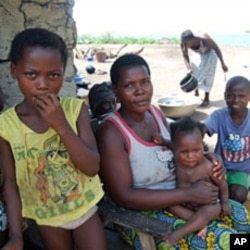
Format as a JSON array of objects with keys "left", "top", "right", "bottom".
[{"left": 0, "top": 97, "right": 104, "bottom": 226}]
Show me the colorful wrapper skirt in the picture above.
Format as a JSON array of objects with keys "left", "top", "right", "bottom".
[
  {"left": 115, "top": 199, "right": 250, "bottom": 250},
  {"left": 0, "top": 201, "right": 7, "bottom": 232}
]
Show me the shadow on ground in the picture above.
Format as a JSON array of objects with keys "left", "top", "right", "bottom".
[
  {"left": 191, "top": 110, "right": 209, "bottom": 121},
  {"left": 210, "top": 99, "right": 225, "bottom": 108}
]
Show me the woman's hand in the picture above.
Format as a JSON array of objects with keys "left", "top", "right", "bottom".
[
  {"left": 187, "top": 180, "right": 219, "bottom": 205},
  {"left": 205, "top": 153, "right": 226, "bottom": 180},
  {"left": 222, "top": 63, "right": 229, "bottom": 73}
]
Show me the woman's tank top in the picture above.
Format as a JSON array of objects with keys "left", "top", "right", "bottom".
[{"left": 106, "top": 105, "right": 176, "bottom": 190}]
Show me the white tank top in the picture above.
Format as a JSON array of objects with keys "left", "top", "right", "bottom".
[{"left": 106, "top": 105, "right": 176, "bottom": 190}]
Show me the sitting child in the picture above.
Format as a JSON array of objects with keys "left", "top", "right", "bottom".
[
  {"left": 88, "top": 81, "right": 116, "bottom": 119},
  {"left": 88, "top": 82, "right": 117, "bottom": 133},
  {"left": 204, "top": 76, "right": 250, "bottom": 204},
  {"left": 153, "top": 117, "right": 231, "bottom": 246}
]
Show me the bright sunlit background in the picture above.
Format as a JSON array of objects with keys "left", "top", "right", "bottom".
[{"left": 73, "top": 0, "right": 249, "bottom": 38}]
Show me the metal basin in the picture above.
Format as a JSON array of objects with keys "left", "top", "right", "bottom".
[{"left": 156, "top": 94, "right": 199, "bottom": 119}]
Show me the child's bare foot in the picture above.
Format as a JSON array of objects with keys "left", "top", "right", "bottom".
[
  {"left": 197, "top": 227, "right": 207, "bottom": 239},
  {"left": 165, "top": 233, "right": 179, "bottom": 246}
]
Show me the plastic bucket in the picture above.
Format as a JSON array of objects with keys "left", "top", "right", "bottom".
[
  {"left": 95, "top": 51, "right": 106, "bottom": 62},
  {"left": 179, "top": 75, "right": 198, "bottom": 92}
]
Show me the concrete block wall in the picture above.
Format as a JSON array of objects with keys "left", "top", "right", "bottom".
[{"left": 0, "top": 0, "right": 77, "bottom": 109}]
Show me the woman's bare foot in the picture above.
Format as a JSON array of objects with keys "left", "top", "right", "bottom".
[
  {"left": 199, "top": 99, "right": 209, "bottom": 107},
  {"left": 195, "top": 89, "right": 199, "bottom": 97}
]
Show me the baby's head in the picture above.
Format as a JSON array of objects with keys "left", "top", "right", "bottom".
[
  {"left": 224, "top": 76, "right": 250, "bottom": 110},
  {"left": 110, "top": 53, "right": 151, "bottom": 87},
  {"left": 170, "top": 117, "right": 205, "bottom": 167},
  {"left": 171, "top": 117, "right": 205, "bottom": 143},
  {"left": 9, "top": 28, "right": 68, "bottom": 69},
  {"left": 88, "top": 82, "right": 116, "bottom": 118}
]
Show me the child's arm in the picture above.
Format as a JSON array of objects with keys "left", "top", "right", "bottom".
[
  {"left": 209, "top": 165, "right": 231, "bottom": 216},
  {"left": 33, "top": 94, "right": 99, "bottom": 176},
  {"left": 0, "top": 137, "right": 23, "bottom": 250},
  {"left": 218, "top": 181, "right": 231, "bottom": 216},
  {"left": 152, "top": 131, "right": 172, "bottom": 148}
]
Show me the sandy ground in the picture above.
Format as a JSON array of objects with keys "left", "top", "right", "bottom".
[{"left": 74, "top": 43, "right": 250, "bottom": 149}]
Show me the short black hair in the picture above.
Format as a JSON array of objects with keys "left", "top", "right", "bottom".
[
  {"left": 88, "top": 82, "right": 115, "bottom": 117},
  {"left": 225, "top": 75, "right": 250, "bottom": 92},
  {"left": 110, "top": 54, "right": 151, "bottom": 86},
  {"left": 180, "top": 29, "right": 195, "bottom": 41},
  {"left": 170, "top": 116, "right": 205, "bottom": 143},
  {"left": 9, "top": 28, "right": 68, "bottom": 69}
]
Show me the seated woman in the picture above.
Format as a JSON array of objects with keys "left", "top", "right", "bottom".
[{"left": 96, "top": 54, "right": 250, "bottom": 249}]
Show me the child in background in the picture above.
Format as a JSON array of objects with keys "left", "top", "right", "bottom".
[
  {"left": 204, "top": 75, "right": 250, "bottom": 203},
  {"left": 153, "top": 117, "right": 231, "bottom": 246},
  {"left": 88, "top": 82, "right": 117, "bottom": 134},
  {"left": 0, "top": 28, "right": 106, "bottom": 250},
  {"left": 88, "top": 81, "right": 116, "bottom": 119}
]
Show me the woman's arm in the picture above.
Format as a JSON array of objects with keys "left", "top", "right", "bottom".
[
  {"left": 0, "top": 137, "right": 23, "bottom": 250},
  {"left": 96, "top": 122, "right": 219, "bottom": 210},
  {"left": 203, "top": 37, "right": 228, "bottom": 72}
]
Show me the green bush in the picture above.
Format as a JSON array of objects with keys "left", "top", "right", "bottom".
[{"left": 77, "top": 33, "right": 179, "bottom": 44}]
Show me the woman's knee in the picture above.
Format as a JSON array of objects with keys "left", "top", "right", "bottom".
[{"left": 229, "top": 184, "right": 248, "bottom": 203}]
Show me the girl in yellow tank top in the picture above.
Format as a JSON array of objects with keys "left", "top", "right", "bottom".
[{"left": 0, "top": 28, "right": 107, "bottom": 250}]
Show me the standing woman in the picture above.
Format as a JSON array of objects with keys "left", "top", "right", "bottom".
[
  {"left": 96, "top": 53, "right": 250, "bottom": 249},
  {"left": 180, "top": 29, "right": 228, "bottom": 107}
]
